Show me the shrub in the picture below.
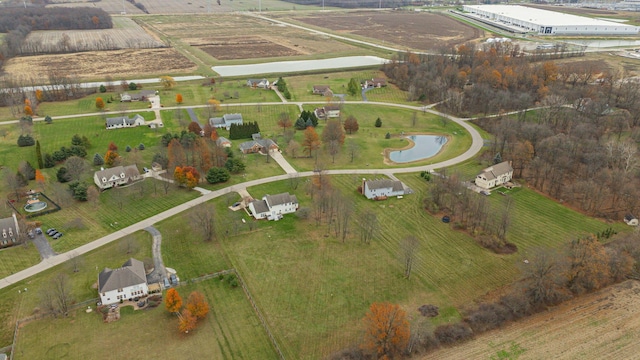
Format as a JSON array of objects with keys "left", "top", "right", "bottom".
[
  {"left": 296, "top": 207, "right": 310, "bottom": 220},
  {"left": 125, "top": 145, "right": 132, "bottom": 152},
  {"left": 206, "top": 167, "right": 230, "bottom": 184},
  {"left": 128, "top": 82, "right": 137, "bottom": 90},
  {"left": 138, "top": 143, "right": 145, "bottom": 150},
  {"left": 385, "top": 132, "right": 391, "bottom": 139},
  {"left": 68, "top": 181, "right": 88, "bottom": 201},
  {"left": 225, "top": 274, "right": 239, "bottom": 288},
  {"left": 375, "top": 117, "right": 382, "bottom": 127},
  {"left": 56, "top": 167, "right": 70, "bottom": 183},
  {"left": 224, "top": 158, "right": 245, "bottom": 174},
  {"left": 17, "top": 134, "right": 35, "bottom": 147},
  {"left": 44, "top": 153, "right": 55, "bottom": 168},
  {"left": 44, "top": 115, "right": 52, "bottom": 124},
  {"left": 434, "top": 322, "right": 473, "bottom": 345},
  {"left": 99, "top": 84, "right": 107, "bottom": 93}
]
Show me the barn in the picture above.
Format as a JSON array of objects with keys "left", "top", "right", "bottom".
[{"left": 462, "top": 5, "right": 639, "bottom": 36}]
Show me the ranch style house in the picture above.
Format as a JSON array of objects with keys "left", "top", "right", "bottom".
[
  {"left": 475, "top": 161, "right": 514, "bottom": 189},
  {"left": 248, "top": 192, "right": 299, "bottom": 221},
  {"left": 98, "top": 258, "right": 149, "bottom": 306},
  {"left": 209, "top": 113, "right": 244, "bottom": 130},
  {"left": 362, "top": 178, "right": 407, "bottom": 200},
  {"left": 247, "top": 78, "right": 270, "bottom": 89},
  {"left": 105, "top": 114, "right": 145, "bottom": 130}
]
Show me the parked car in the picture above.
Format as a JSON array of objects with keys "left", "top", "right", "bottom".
[
  {"left": 46, "top": 228, "right": 57, "bottom": 235},
  {"left": 480, "top": 190, "right": 490, "bottom": 196},
  {"left": 232, "top": 202, "right": 241, "bottom": 207},
  {"left": 163, "top": 278, "right": 171, "bottom": 288},
  {"left": 170, "top": 274, "right": 178, "bottom": 284},
  {"left": 27, "top": 231, "right": 34, "bottom": 239},
  {"left": 35, "top": 228, "right": 43, "bottom": 235},
  {"left": 52, "top": 233, "right": 63, "bottom": 240}
]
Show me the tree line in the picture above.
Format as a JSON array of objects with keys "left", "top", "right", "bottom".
[{"left": 281, "top": 0, "right": 420, "bottom": 8}]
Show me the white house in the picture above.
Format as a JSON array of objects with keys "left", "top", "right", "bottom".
[
  {"left": 0, "top": 213, "right": 20, "bottom": 248},
  {"left": 247, "top": 78, "right": 270, "bottom": 89},
  {"left": 362, "top": 179, "right": 406, "bottom": 200},
  {"left": 209, "top": 113, "right": 244, "bottom": 130},
  {"left": 475, "top": 161, "right": 514, "bottom": 189},
  {"left": 314, "top": 105, "right": 341, "bottom": 120},
  {"left": 105, "top": 114, "right": 146, "bottom": 130},
  {"left": 248, "top": 192, "right": 299, "bottom": 221},
  {"left": 94, "top": 165, "right": 142, "bottom": 190},
  {"left": 624, "top": 214, "right": 639, "bottom": 226},
  {"left": 98, "top": 258, "right": 149, "bottom": 306}
]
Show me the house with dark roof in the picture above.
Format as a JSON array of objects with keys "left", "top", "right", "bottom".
[
  {"left": 624, "top": 214, "right": 639, "bottom": 226},
  {"left": 105, "top": 114, "right": 145, "bottom": 130},
  {"left": 120, "top": 90, "right": 157, "bottom": 102},
  {"left": 209, "top": 113, "right": 243, "bottom": 130},
  {"left": 363, "top": 78, "right": 387, "bottom": 88},
  {"left": 239, "top": 133, "right": 278, "bottom": 154},
  {"left": 248, "top": 192, "right": 299, "bottom": 221},
  {"left": 98, "top": 258, "right": 148, "bottom": 306},
  {"left": 362, "top": 178, "right": 407, "bottom": 200},
  {"left": 0, "top": 213, "right": 20, "bottom": 248},
  {"left": 93, "top": 165, "right": 142, "bottom": 190},
  {"left": 475, "top": 161, "right": 514, "bottom": 189},
  {"left": 247, "top": 78, "right": 270, "bottom": 89}
]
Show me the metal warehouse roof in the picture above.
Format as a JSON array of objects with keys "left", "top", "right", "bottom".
[{"left": 465, "top": 5, "right": 637, "bottom": 28}]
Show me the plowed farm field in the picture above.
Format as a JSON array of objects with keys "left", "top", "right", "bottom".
[
  {"left": 139, "top": 14, "right": 364, "bottom": 60},
  {"left": 3, "top": 48, "right": 197, "bottom": 81},
  {"left": 291, "top": 11, "right": 483, "bottom": 51},
  {"left": 424, "top": 280, "right": 640, "bottom": 360}
]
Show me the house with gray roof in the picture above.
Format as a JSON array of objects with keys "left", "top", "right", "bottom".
[
  {"left": 247, "top": 78, "right": 270, "bottom": 89},
  {"left": 120, "top": 90, "right": 157, "bottom": 102},
  {"left": 239, "top": 133, "right": 278, "bottom": 154},
  {"left": 362, "top": 178, "right": 407, "bottom": 200},
  {"left": 105, "top": 114, "right": 145, "bottom": 130},
  {"left": 98, "top": 258, "right": 148, "bottom": 306},
  {"left": 94, "top": 165, "right": 142, "bottom": 190},
  {"left": 475, "top": 161, "right": 513, "bottom": 189},
  {"left": 248, "top": 192, "right": 299, "bottom": 221},
  {"left": 209, "top": 113, "right": 243, "bottom": 130},
  {"left": 312, "top": 85, "right": 332, "bottom": 96},
  {"left": 0, "top": 213, "right": 20, "bottom": 248},
  {"left": 216, "top": 136, "right": 231, "bottom": 148}
]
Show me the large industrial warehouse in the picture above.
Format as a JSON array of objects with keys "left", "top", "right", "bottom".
[{"left": 462, "top": 5, "right": 639, "bottom": 35}]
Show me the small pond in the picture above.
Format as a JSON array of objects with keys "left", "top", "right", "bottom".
[{"left": 389, "top": 135, "right": 448, "bottom": 163}]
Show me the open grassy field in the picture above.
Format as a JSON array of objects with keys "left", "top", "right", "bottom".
[
  {"left": 14, "top": 279, "right": 278, "bottom": 360},
  {"left": 286, "top": 104, "right": 470, "bottom": 171},
  {"left": 424, "top": 279, "right": 640, "bottom": 360}
]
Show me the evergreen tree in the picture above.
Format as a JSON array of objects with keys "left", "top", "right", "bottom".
[
  {"left": 93, "top": 153, "right": 104, "bottom": 166},
  {"left": 375, "top": 117, "right": 382, "bottom": 127},
  {"left": 57, "top": 167, "right": 70, "bottom": 183},
  {"left": 44, "top": 115, "right": 53, "bottom": 124},
  {"left": 125, "top": 145, "right": 132, "bottom": 152},
  {"left": 138, "top": 143, "right": 145, "bottom": 150},
  {"left": 44, "top": 153, "right": 55, "bottom": 168},
  {"left": 35, "top": 140, "right": 43, "bottom": 169},
  {"left": 347, "top": 78, "right": 360, "bottom": 96}
]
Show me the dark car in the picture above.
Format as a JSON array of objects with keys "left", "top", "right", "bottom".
[
  {"left": 35, "top": 228, "right": 43, "bottom": 235},
  {"left": 46, "top": 228, "right": 57, "bottom": 235},
  {"left": 52, "top": 233, "right": 63, "bottom": 240},
  {"left": 49, "top": 231, "right": 60, "bottom": 237},
  {"left": 170, "top": 274, "right": 178, "bottom": 284}
]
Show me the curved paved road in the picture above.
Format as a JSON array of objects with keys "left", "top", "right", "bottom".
[{"left": 0, "top": 101, "right": 483, "bottom": 290}]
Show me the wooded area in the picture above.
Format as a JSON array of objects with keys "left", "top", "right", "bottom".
[{"left": 281, "top": 0, "right": 420, "bottom": 8}]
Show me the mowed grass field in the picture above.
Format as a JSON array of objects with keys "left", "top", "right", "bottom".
[{"left": 14, "top": 279, "right": 277, "bottom": 360}]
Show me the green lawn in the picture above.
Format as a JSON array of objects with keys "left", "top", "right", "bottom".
[
  {"left": 0, "top": 244, "right": 41, "bottom": 279},
  {"left": 14, "top": 279, "right": 277, "bottom": 360}
]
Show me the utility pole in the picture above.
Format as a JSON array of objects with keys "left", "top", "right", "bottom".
[{"left": 259, "top": 0, "right": 261, "bottom": 12}]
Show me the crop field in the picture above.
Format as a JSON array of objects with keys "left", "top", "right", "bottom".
[
  {"left": 425, "top": 280, "right": 640, "bottom": 360},
  {"left": 23, "top": 18, "right": 165, "bottom": 55},
  {"left": 289, "top": 11, "right": 484, "bottom": 51},
  {"left": 49, "top": 0, "right": 320, "bottom": 15},
  {"left": 138, "top": 14, "right": 367, "bottom": 62},
  {"left": 2, "top": 48, "right": 197, "bottom": 82}
]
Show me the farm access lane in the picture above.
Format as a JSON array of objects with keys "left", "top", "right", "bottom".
[{"left": 0, "top": 101, "right": 482, "bottom": 290}]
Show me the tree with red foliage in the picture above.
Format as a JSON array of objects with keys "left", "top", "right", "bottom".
[
  {"left": 178, "top": 309, "right": 197, "bottom": 333},
  {"left": 186, "top": 291, "right": 210, "bottom": 320},
  {"left": 188, "top": 121, "right": 202, "bottom": 135},
  {"left": 361, "top": 302, "right": 410, "bottom": 359},
  {"left": 108, "top": 142, "right": 118, "bottom": 152}
]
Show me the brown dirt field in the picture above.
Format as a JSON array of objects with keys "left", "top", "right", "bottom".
[
  {"left": 2, "top": 48, "right": 197, "bottom": 81},
  {"left": 294, "top": 11, "right": 483, "bottom": 51},
  {"left": 423, "top": 280, "right": 640, "bottom": 360},
  {"left": 140, "top": 14, "right": 361, "bottom": 59}
]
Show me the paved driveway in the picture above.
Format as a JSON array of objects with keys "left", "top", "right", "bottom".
[
  {"left": 32, "top": 233, "right": 55, "bottom": 260},
  {"left": 144, "top": 226, "right": 166, "bottom": 284}
]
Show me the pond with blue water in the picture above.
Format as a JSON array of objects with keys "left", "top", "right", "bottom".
[{"left": 389, "top": 135, "right": 448, "bottom": 163}]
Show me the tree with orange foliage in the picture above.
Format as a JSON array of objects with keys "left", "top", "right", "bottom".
[
  {"left": 178, "top": 309, "right": 197, "bottom": 333},
  {"left": 95, "top": 97, "right": 105, "bottom": 111},
  {"left": 566, "top": 235, "right": 611, "bottom": 294},
  {"left": 174, "top": 166, "right": 200, "bottom": 189},
  {"left": 207, "top": 98, "right": 220, "bottom": 118},
  {"left": 361, "top": 302, "right": 410, "bottom": 359},
  {"left": 35, "top": 89, "right": 43, "bottom": 103},
  {"left": 302, "top": 126, "right": 321, "bottom": 158},
  {"left": 186, "top": 291, "right": 210, "bottom": 320},
  {"left": 174, "top": 166, "right": 186, "bottom": 185},
  {"left": 104, "top": 150, "right": 120, "bottom": 167},
  {"left": 108, "top": 142, "right": 118, "bottom": 152},
  {"left": 165, "top": 288, "right": 183, "bottom": 314},
  {"left": 35, "top": 169, "right": 45, "bottom": 188},
  {"left": 176, "top": 93, "right": 183, "bottom": 104},
  {"left": 210, "top": 127, "right": 219, "bottom": 141},
  {"left": 24, "top": 105, "right": 33, "bottom": 116}
]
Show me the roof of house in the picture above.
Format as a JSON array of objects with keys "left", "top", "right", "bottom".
[
  {"left": 105, "top": 114, "right": 144, "bottom": 127},
  {"left": 325, "top": 105, "right": 340, "bottom": 111},
  {"left": 625, "top": 214, "right": 638, "bottom": 221},
  {"left": 265, "top": 193, "right": 298, "bottom": 206},
  {"left": 248, "top": 78, "right": 268, "bottom": 84},
  {"left": 478, "top": 161, "right": 513, "bottom": 180},
  {"left": 95, "top": 165, "right": 140, "bottom": 184},
  {"left": 98, "top": 258, "right": 147, "bottom": 293},
  {"left": 216, "top": 136, "right": 230, "bottom": 145},
  {"left": 123, "top": 164, "right": 140, "bottom": 179},
  {"left": 313, "top": 85, "right": 330, "bottom": 91},
  {"left": 366, "top": 179, "right": 404, "bottom": 192},
  {"left": 0, "top": 215, "right": 18, "bottom": 234},
  {"left": 239, "top": 138, "right": 277, "bottom": 152},
  {"left": 251, "top": 199, "right": 270, "bottom": 214},
  {"left": 223, "top": 113, "right": 243, "bottom": 121}
]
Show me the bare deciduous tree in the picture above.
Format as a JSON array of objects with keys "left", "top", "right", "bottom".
[
  {"left": 359, "top": 210, "right": 378, "bottom": 244},
  {"left": 401, "top": 235, "right": 420, "bottom": 279},
  {"left": 191, "top": 204, "right": 217, "bottom": 242}
]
